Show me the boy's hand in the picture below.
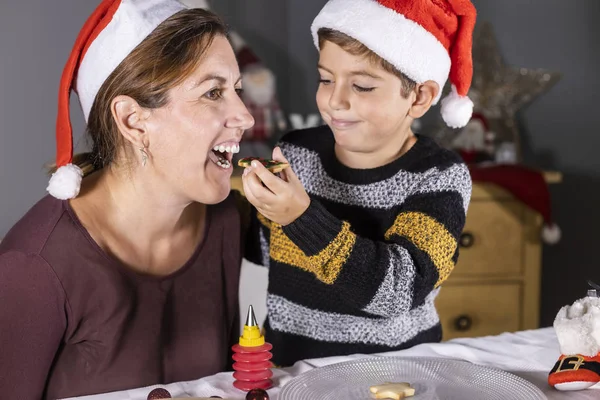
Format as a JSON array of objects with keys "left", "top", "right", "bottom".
[{"left": 242, "top": 147, "right": 310, "bottom": 226}]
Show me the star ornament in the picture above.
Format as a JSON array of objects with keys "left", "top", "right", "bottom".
[
  {"left": 433, "top": 22, "right": 562, "bottom": 161},
  {"left": 469, "top": 21, "right": 562, "bottom": 118}
]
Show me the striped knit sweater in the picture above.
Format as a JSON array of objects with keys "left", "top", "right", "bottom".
[{"left": 243, "top": 125, "right": 472, "bottom": 367}]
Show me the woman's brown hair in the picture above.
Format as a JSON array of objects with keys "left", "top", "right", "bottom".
[
  {"left": 317, "top": 28, "right": 416, "bottom": 97},
  {"left": 50, "top": 8, "right": 228, "bottom": 176}
]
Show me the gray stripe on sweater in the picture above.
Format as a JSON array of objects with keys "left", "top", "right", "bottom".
[
  {"left": 362, "top": 245, "right": 416, "bottom": 317},
  {"left": 266, "top": 290, "right": 440, "bottom": 347},
  {"left": 280, "top": 142, "right": 471, "bottom": 213},
  {"left": 259, "top": 228, "right": 270, "bottom": 268}
]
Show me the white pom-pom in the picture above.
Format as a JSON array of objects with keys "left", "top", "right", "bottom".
[
  {"left": 441, "top": 85, "right": 474, "bottom": 129},
  {"left": 47, "top": 164, "right": 83, "bottom": 200},
  {"left": 542, "top": 223, "right": 562, "bottom": 245},
  {"left": 554, "top": 296, "right": 600, "bottom": 356}
]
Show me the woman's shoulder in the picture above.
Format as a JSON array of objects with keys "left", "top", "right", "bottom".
[
  {"left": 0, "top": 195, "right": 69, "bottom": 256},
  {"left": 0, "top": 196, "right": 70, "bottom": 308}
]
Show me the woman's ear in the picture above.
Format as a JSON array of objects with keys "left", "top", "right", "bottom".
[
  {"left": 408, "top": 80, "right": 440, "bottom": 119},
  {"left": 111, "top": 95, "right": 150, "bottom": 149}
]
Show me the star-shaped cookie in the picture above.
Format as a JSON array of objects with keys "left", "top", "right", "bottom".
[{"left": 369, "top": 382, "right": 415, "bottom": 399}]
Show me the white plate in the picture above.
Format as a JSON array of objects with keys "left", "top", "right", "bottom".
[{"left": 279, "top": 356, "right": 546, "bottom": 400}]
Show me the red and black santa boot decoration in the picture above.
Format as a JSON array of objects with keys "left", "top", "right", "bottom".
[{"left": 548, "top": 281, "right": 600, "bottom": 391}]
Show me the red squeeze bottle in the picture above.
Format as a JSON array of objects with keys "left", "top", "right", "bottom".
[{"left": 231, "top": 306, "right": 274, "bottom": 391}]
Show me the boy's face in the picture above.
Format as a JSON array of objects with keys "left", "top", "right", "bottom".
[{"left": 316, "top": 41, "right": 416, "bottom": 162}]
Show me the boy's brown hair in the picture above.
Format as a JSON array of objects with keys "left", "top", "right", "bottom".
[{"left": 317, "top": 28, "right": 416, "bottom": 98}]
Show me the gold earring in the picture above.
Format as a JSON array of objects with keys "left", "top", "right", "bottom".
[{"left": 139, "top": 147, "right": 148, "bottom": 167}]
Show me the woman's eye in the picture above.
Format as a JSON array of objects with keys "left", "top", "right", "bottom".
[
  {"left": 205, "top": 88, "right": 223, "bottom": 100},
  {"left": 235, "top": 88, "right": 244, "bottom": 97},
  {"left": 354, "top": 85, "right": 375, "bottom": 92},
  {"left": 319, "top": 79, "right": 332, "bottom": 85}
]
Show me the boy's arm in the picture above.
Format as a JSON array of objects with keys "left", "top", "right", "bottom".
[
  {"left": 232, "top": 190, "right": 271, "bottom": 267},
  {"left": 279, "top": 167, "right": 471, "bottom": 317}
]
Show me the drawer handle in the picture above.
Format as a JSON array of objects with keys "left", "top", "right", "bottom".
[
  {"left": 459, "top": 232, "right": 474, "bottom": 248},
  {"left": 454, "top": 315, "right": 473, "bottom": 331}
]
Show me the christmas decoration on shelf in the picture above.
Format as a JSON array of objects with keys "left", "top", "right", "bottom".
[
  {"left": 451, "top": 112, "right": 496, "bottom": 165},
  {"left": 469, "top": 164, "right": 561, "bottom": 245},
  {"left": 432, "top": 21, "right": 561, "bottom": 163}
]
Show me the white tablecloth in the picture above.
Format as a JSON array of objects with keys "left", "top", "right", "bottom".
[{"left": 66, "top": 328, "right": 599, "bottom": 400}]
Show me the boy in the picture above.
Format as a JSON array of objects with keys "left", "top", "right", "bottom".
[{"left": 241, "top": 0, "right": 476, "bottom": 367}]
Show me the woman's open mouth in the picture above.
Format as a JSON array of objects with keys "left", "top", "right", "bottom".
[{"left": 208, "top": 142, "right": 240, "bottom": 169}]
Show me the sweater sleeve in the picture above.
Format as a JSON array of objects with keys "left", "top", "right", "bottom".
[
  {"left": 232, "top": 190, "right": 271, "bottom": 268},
  {"left": 280, "top": 165, "right": 471, "bottom": 317},
  {"left": 0, "top": 251, "right": 67, "bottom": 399}
]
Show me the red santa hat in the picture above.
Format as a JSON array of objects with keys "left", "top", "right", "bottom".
[
  {"left": 311, "top": 0, "right": 477, "bottom": 129},
  {"left": 469, "top": 165, "right": 562, "bottom": 245},
  {"left": 47, "top": 0, "right": 186, "bottom": 200}
]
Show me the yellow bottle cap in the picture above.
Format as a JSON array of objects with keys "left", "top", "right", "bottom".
[
  {"left": 239, "top": 325, "right": 265, "bottom": 347},
  {"left": 239, "top": 305, "right": 266, "bottom": 347}
]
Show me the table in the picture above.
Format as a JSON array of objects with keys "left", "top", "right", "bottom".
[{"left": 65, "top": 327, "right": 599, "bottom": 400}]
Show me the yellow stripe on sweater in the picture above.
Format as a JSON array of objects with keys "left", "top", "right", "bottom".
[
  {"left": 269, "top": 221, "right": 356, "bottom": 285},
  {"left": 385, "top": 212, "right": 457, "bottom": 287}
]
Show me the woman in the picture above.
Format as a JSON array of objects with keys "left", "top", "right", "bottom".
[{"left": 0, "top": 1, "right": 254, "bottom": 398}]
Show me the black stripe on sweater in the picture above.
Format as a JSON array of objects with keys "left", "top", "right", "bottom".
[
  {"left": 399, "top": 191, "right": 467, "bottom": 240},
  {"left": 266, "top": 248, "right": 388, "bottom": 319}
]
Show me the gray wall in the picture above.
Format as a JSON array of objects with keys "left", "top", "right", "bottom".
[
  {"left": 211, "top": 0, "right": 326, "bottom": 117},
  {"left": 0, "top": 0, "right": 92, "bottom": 237},
  {"left": 1, "top": 0, "right": 599, "bottom": 326}
]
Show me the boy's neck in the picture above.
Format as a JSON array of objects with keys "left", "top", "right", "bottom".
[{"left": 334, "top": 130, "right": 418, "bottom": 169}]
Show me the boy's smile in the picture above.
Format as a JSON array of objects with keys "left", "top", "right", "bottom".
[{"left": 329, "top": 117, "right": 362, "bottom": 130}]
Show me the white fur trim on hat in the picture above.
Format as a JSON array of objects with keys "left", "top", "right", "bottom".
[
  {"left": 554, "top": 296, "right": 600, "bottom": 356},
  {"left": 311, "top": 0, "right": 450, "bottom": 105},
  {"left": 75, "top": 0, "right": 186, "bottom": 122},
  {"left": 179, "top": 0, "right": 210, "bottom": 9},
  {"left": 47, "top": 164, "right": 84, "bottom": 200},
  {"left": 441, "top": 85, "right": 474, "bottom": 128}
]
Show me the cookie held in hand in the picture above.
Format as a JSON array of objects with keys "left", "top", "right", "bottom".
[{"left": 237, "top": 157, "right": 289, "bottom": 174}]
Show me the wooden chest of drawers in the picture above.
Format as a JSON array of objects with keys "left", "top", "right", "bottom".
[{"left": 436, "top": 173, "right": 560, "bottom": 340}]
